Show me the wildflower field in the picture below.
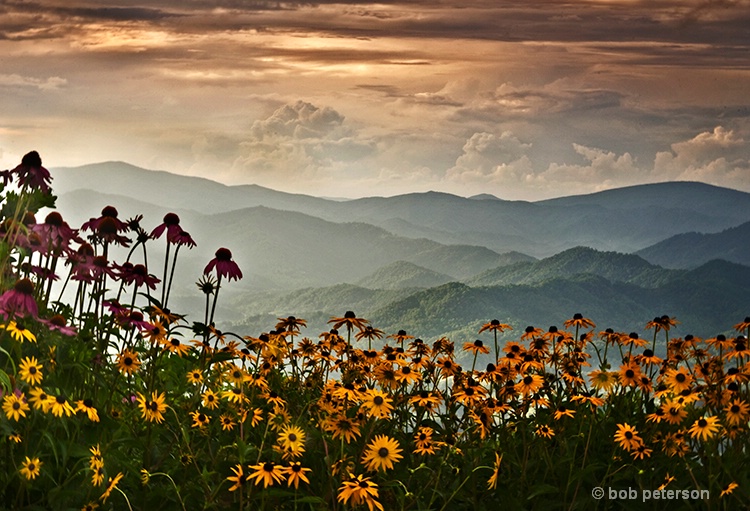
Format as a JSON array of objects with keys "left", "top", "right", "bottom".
[{"left": 1, "top": 152, "right": 748, "bottom": 510}]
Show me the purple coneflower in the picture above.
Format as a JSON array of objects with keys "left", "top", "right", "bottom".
[
  {"left": 43, "top": 314, "right": 77, "bottom": 336},
  {"left": 204, "top": 248, "right": 242, "bottom": 282},
  {"left": 150, "top": 213, "right": 183, "bottom": 241},
  {"left": 9, "top": 151, "right": 52, "bottom": 193},
  {"left": 0, "top": 278, "right": 39, "bottom": 318}
]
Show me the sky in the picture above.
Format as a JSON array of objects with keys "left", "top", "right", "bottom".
[{"left": 1, "top": 0, "right": 749, "bottom": 201}]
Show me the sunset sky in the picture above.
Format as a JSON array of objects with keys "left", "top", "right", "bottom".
[{"left": 1, "top": 0, "right": 749, "bottom": 200}]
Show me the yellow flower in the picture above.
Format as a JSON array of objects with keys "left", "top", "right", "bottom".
[
  {"left": 136, "top": 391, "right": 167, "bottom": 423},
  {"left": 361, "top": 435, "right": 403, "bottom": 472},
  {"left": 81, "top": 502, "right": 99, "bottom": 511},
  {"left": 247, "top": 461, "right": 286, "bottom": 488},
  {"left": 614, "top": 423, "right": 642, "bottom": 451},
  {"left": 116, "top": 349, "right": 141, "bottom": 375},
  {"left": 721, "top": 482, "right": 739, "bottom": 497},
  {"left": 28, "top": 387, "right": 51, "bottom": 412},
  {"left": 190, "top": 410, "right": 210, "bottom": 428},
  {"left": 3, "top": 393, "right": 30, "bottom": 421},
  {"left": 1, "top": 321, "right": 36, "bottom": 343},
  {"left": 360, "top": 389, "right": 394, "bottom": 419},
  {"left": 201, "top": 389, "right": 220, "bottom": 410},
  {"left": 49, "top": 394, "right": 76, "bottom": 417},
  {"left": 219, "top": 414, "right": 236, "bottom": 431},
  {"left": 99, "top": 472, "right": 124, "bottom": 502},
  {"left": 20, "top": 456, "right": 42, "bottom": 480},
  {"left": 75, "top": 399, "right": 100, "bottom": 422},
  {"left": 338, "top": 474, "right": 384, "bottom": 511},
  {"left": 18, "top": 356, "right": 43, "bottom": 385},
  {"left": 284, "top": 462, "right": 311, "bottom": 489},
  {"left": 226, "top": 464, "right": 246, "bottom": 492},
  {"left": 186, "top": 369, "right": 203, "bottom": 385},
  {"left": 487, "top": 452, "right": 503, "bottom": 490},
  {"left": 688, "top": 415, "right": 721, "bottom": 441},
  {"left": 277, "top": 424, "right": 306, "bottom": 459}
]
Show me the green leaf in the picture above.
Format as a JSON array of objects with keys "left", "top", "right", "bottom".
[{"left": 0, "top": 369, "right": 11, "bottom": 393}]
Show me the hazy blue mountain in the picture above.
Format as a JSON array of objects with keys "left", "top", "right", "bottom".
[
  {"left": 356, "top": 261, "right": 455, "bottom": 290},
  {"left": 467, "top": 246, "right": 677, "bottom": 288},
  {"left": 51, "top": 163, "right": 750, "bottom": 258},
  {"left": 636, "top": 221, "right": 750, "bottom": 269},
  {"left": 367, "top": 259, "right": 750, "bottom": 342}
]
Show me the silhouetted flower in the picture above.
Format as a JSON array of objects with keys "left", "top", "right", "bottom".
[{"left": 204, "top": 247, "right": 242, "bottom": 281}]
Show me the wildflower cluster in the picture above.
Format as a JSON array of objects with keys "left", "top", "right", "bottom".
[{"left": 0, "top": 152, "right": 747, "bottom": 510}]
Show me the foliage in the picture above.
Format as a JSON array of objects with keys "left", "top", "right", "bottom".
[{"left": 1, "top": 153, "right": 749, "bottom": 511}]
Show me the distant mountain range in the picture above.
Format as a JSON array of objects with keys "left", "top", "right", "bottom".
[{"left": 48, "top": 162, "right": 750, "bottom": 340}]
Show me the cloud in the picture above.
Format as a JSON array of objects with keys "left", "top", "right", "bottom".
[
  {"left": 654, "top": 126, "right": 750, "bottom": 189},
  {"left": 0, "top": 73, "right": 67, "bottom": 90},
  {"left": 231, "top": 101, "right": 376, "bottom": 185}
]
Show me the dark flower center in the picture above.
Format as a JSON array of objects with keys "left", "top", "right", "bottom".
[
  {"left": 163, "top": 213, "right": 180, "bottom": 225},
  {"left": 373, "top": 396, "right": 384, "bottom": 406},
  {"left": 288, "top": 433, "right": 297, "bottom": 442},
  {"left": 523, "top": 376, "right": 533, "bottom": 385},
  {"left": 14, "top": 278, "right": 34, "bottom": 295},
  {"left": 101, "top": 206, "right": 119, "bottom": 218},
  {"left": 377, "top": 447, "right": 389, "bottom": 458},
  {"left": 84, "top": 398, "right": 93, "bottom": 407},
  {"left": 675, "top": 373, "right": 686, "bottom": 383},
  {"left": 263, "top": 462, "right": 275, "bottom": 472},
  {"left": 698, "top": 419, "right": 707, "bottom": 428},
  {"left": 45, "top": 211, "right": 63, "bottom": 226},
  {"left": 56, "top": 396, "right": 66, "bottom": 404},
  {"left": 148, "top": 401, "right": 159, "bottom": 411},
  {"left": 215, "top": 247, "right": 233, "bottom": 261}
]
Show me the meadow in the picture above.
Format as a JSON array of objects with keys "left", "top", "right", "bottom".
[{"left": 0, "top": 152, "right": 747, "bottom": 510}]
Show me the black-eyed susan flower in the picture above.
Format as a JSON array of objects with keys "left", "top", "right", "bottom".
[
  {"left": 536, "top": 425, "right": 555, "bottom": 439},
  {"left": 186, "top": 369, "right": 203, "bottom": 385},
  {"left": 614, "top": 423, "right": 643, "bottom": 451},
  {"left": 724, "top": 398, "right": 750, "bottom": 426},
  {"left": 487, "top": 452, "right": 503, "bottom": 490},
  {"left": 91, "top": 465, "right": 105, "bottom": 487},
  {"left": 277, "top": 424, "right": 306, "bottom": 455},
  {"left": 219, "top": 414, "right": 236, "bottom": 431},
  {"left": 201, "top": 389, "right": 220, "bottom": 410},
  {"left": 81, "top": 501, "right": 99, "bottom": 511},
  {"left": 222, "top": 387, "right": 246, "bottom": 405},
  {"left": 618, "top": 361, "right": 642, "bottom": 387},
  {"left": 136, "top": 391, "right": 167, "bottom": 423},
  {"left": 116, "top": 349, "right": 141, "bottom": 375},
  {"left": 190, "top": 410, "right": 210, "bottom": 428},
  {"left": 27, "top": 387, "right": 50, "bottom": 412},
  {"left": 721, "top": 482, "right": 739, "bottom": 498},
  {"left": 75, "top": 399, "right": 100, "bottom": 422},
  {"left": 162, "top": 337, "right": 191, "bottom": 357},
  {"left": 361, "top": 389, "right": 394, "bottom": 419},
  {"left": 463, "top": 339, "right": 490, "bottom": 355},
  {"left": 99, "top": 472, "right": 123, "bottom": 502},
  {"left": 515, "top": 374, "right": 544, "bottom": 396},
  {"left": 284, "top": 462, "right": 311, "bottom": 489},
  {"left": 8, "top": 432, "right": 22, "bottom": 443},
  {"left": 661, "top": 400, "right": 688, "bottom": 425},
  {"left": 362, "top": 435, "right": 402, "bottom": 472},
  {"left": 249, "top": 407, "right": 264, "bottom": 427},
  {"left": 247, "top": 461, "right": 286, "bottom": 488},
  {"left": 1, "top": 320, "right": 37, "bottom": 343},
  {"left": 3, "top": 392, "right": 30, "bottom": 421},
  {"left": 18, "top": 356, "right": 43, "bottom": 385},
  {"left": 226, "top": 464, "right": 247, "bottom": 492},
  {"left": 664, "top": 367, "right": 693, "bottom": 394},
  {"left": 338, "top": 474, "right": 384, "bottom": 511},
  {"left": 553, "top": 404, "right": 576, "bottom": 420},
  {"left": 89, "top": 444, "right": 103, "bottom": 470},
  {"left": 20, "top": 456, "right": 42, "bottom": 480},
  {"left": 688, "top": 415, "right": 720, "bottom": 441},
  {"left": 50, "top": 394, "right": 75, "bottom": 417},
  {"left": 631, "top": 442, "right": 652, "bottom": 460},
  {"left": 323, "top": 415, "right": 362, "bottom": 444},
  {"left": 563, "top": 313, "right": 596, "bottom": 330}
]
